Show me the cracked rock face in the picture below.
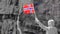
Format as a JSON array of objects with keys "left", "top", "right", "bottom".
[
  {"left": 0, "top": 0, "right": 60, "bottom": 34},
  {"left": 0, "top": 19, "right": 16, "bottom": 34},
  {"left": 0, "top": 0, "right": 18, "bottom": 14}
]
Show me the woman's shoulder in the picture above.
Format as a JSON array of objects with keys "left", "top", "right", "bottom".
[{"left": 47, "top": 27, "right": 57, "bottom": 30}]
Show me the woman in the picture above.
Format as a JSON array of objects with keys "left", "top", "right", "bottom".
[{"left": 35, "top": 16, "right": 58, "bottom": 34}]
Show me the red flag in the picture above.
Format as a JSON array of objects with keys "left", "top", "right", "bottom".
[{"left": 23, "top": 3, "right": 35, "bottom": 14}]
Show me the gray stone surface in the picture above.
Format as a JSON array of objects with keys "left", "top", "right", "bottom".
[
  {"left": 0, "top": 0, "right": 16, "bottom": 14},
  {"left": 0, "top": 0, "right": 60, "bottom": 34}
]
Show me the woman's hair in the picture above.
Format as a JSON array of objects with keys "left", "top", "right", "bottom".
[{"left": 48, "top": 19, "right": 55, "bottom": 23}]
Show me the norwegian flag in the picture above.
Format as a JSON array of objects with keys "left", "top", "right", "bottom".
[{"left": 23, "top": 3, "right": 35, "bottom": 14}]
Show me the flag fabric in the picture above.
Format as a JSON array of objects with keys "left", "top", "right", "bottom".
[{"left": 23, "top": 3, "right": 35, "bottom": 14}]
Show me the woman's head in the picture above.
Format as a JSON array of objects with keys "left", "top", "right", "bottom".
[{"left": 48, "top": 19, "right": 55, "bottom": 27}]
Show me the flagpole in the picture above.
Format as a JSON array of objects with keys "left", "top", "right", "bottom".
[
  {"left": 17, "top": 0, "right": 23, "bottom": 34},
  {"left": 17, "top": 8, "right": 22, "bottom": 34}
]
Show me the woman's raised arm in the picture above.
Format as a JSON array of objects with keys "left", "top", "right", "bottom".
[{"left": 35, "top": 16, "right": 48, "bottom": 31}]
